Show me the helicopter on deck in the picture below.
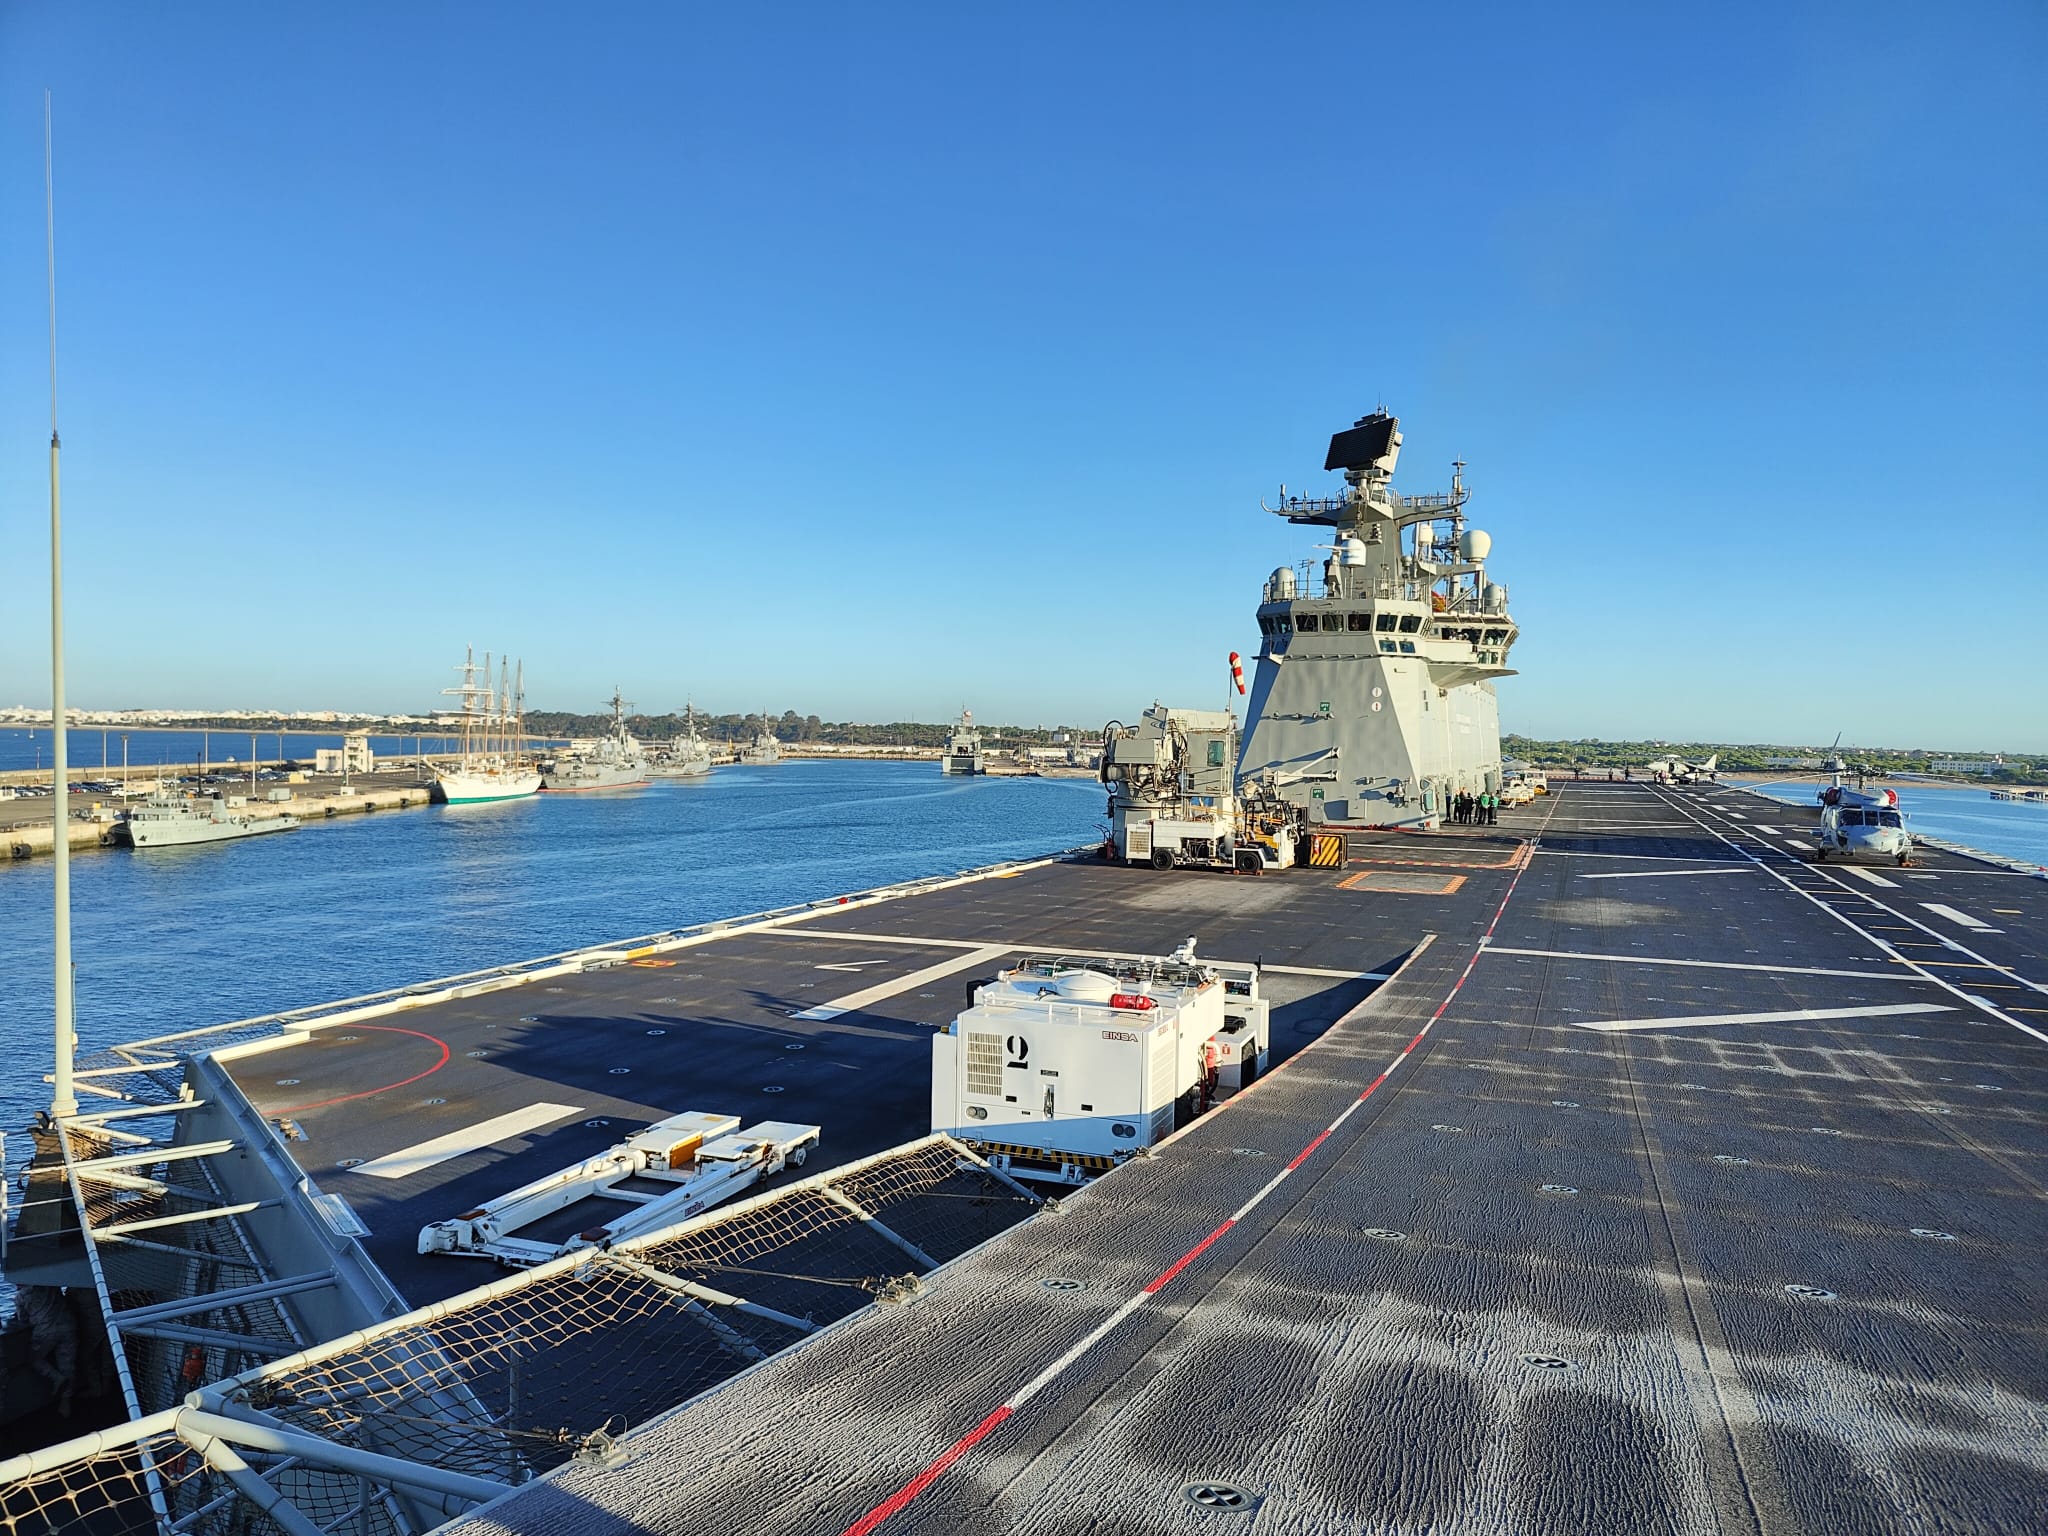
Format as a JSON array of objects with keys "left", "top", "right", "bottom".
[{"left": 1812, "top": 742, "right": 1913, "bottom": 866}]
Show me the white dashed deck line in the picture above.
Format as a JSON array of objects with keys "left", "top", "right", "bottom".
[
  {"left": 1573, "top": 1002, "right": 1955, "bottom": 1034},
  {"left": 1844, "top": 867, "right": 1901, "bottom": 888},
  {"left": 350, "top": 1103, "right": 583, "bottom": 1180},
  {"left": 1480, "top": 946, "right": 1906, "bottom": 980},
  {"left": 1921, "top": 902, "right": 2001, "bottom": 934},
  {"left": 792, "top": 945, "right": 1013, "bottom": 1020}
]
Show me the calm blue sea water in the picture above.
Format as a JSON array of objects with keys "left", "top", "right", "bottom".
[
  {"left": 0, "top": 760, "right": 1102, "bottom": 1206},
  {"left": 0, "top": 726, "right": 460, "bottom": 774},
  {"left": 1728, "top": 779, "right": 2048, "bottom": 870}
]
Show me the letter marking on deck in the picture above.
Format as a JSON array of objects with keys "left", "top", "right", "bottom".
[
  {"left": 793, "top": 945, "right": 1013, "bottom": 1020},
  {"left": 1572, "top": 1002, "right": 1955, "bottom": 1034},
  {"left": 350, "top": 1103, "right": 583, "bottom": 1180}
]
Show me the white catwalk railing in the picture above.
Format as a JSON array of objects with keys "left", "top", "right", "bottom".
[{"left": 0, "top": 1135, "right": 1042, "bottom": 1536}]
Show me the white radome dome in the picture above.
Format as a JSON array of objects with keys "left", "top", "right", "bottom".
[{"left": 1459, "top": 528, "right": 1492, "bottom": 562}]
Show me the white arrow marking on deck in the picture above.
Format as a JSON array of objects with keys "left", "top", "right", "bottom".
[
  {"left": 792, "top": 945, "right": 1012, "bottom": 1020},
  {"left": 1576, "top": 867, "right": 1757, "bottom": 881},
  {"left": 350, "top": 1102, "right": 583, "bottom": 1180},
  {"left": 1922, "top": 902, "right": 2001, "bottom": 933},
  {"left": 1571, "top": 1002, "right": 1954, "bottom": 1034},
  {"left": 816, "top": 960, "right": 892, "bottom": 972}
]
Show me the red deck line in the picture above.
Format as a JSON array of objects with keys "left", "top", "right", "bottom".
[
  {"left": 269, "top": 1026, "right": 451, "bottom": 1114},
  {"left": 1143, "top": 1219, "right": 1237, "bottom": 1293},
  {"left": 840, "top": 1406, "right": 1014, "bottom": 1536},
  {"left": 833, "top": 791, "right": 1565, "bottom": 1534}
]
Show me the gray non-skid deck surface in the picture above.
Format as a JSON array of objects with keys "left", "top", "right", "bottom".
[
  {"left": 232, "top": 859, "right": 1395, "bottom": 1306},
  {"left": 437, "top": 782, "right": 2047, "bottom": 1536}
]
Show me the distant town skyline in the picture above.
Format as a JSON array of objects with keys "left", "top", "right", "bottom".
[{"left": 2, "top": 8, "right": 2042, "bottom": 752}]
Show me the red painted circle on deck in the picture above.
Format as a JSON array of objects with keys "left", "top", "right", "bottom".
[{"left": 269, "top": 1026, "right": 452, "bottom": 1114}]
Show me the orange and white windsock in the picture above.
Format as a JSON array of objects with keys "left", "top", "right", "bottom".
[{"left": 1229, "top": 652, "right": 1246, "bottom": 694}]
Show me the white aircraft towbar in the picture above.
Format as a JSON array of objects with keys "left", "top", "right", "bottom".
[{"left": 418, "top": 1110, "right": 821, "bottom": 1267}]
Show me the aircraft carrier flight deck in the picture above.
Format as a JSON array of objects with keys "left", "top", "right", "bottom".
[{"left": 216, "top": 778, "right": 2048, "bottom": 1536}]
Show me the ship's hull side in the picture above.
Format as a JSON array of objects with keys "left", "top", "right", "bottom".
[
  {"left": 123, "top": 814, "right": 300, "bottom": 848},
  {"left": 432, "top": 769, "right": 542, "bottom": 804},
  {"left": 540, "top": 761, "right": 649, "bottom": 791}
]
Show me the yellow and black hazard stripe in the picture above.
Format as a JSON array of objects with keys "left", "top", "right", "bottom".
[{"left": 1308, "top": 832, "right": 1346, "bottom": 868}]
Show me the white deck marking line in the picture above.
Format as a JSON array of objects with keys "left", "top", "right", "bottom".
[
  {"left": 1568, "top": 821, "right": 1700, "bottom": 830},
  {"left": 1750, "top": 824, "right": 1781, "bottom": 834},
  {"left": 350, "top": 1103, "right": 582, "bottom": 1180},
  {"left": 1479, "top": 946, "right": 1904, "bottom": 980},
  {"left": 834, "top": 785, "right": 1571, "bottom": 1536},
  {"left": 1844, "top": 867, "right": 1900, "bottom": 888},
  {"left": 1649, "top": 788, "right": 2048, "bottom": 1043},
  {"left": 769, "top": 929, "right": 1385, "bottom": 984},
  {"left": 765, "top": 930, "right": 987, "bottom": 950},
  {"left": 792, "top": 945, "right": 1012, "bottom": 1020},
  {"left": 1573, "top": 1002, "right": 1954, "bottom": 1034},
  {"left": 1535, "top": 850, "right": 1748, "bottom": 864},
  {"left": 1921, "top": 902, "right": 2000, "bottom": 933},
  {"left": 1577, "top": 867, "right": 1757, "bottom": 881}
]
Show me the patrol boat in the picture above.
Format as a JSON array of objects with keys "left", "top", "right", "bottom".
[
  {"left": 940, "top": 709, "right": 985, "bottom": 775},
  {"left": 116, "top": 784, "right": 298, "bottom": 848},
  {"left": 738, "top": 723, "right": 782, "bottom": 764},
  {"left": 9, "top": 409, "right": 2045, "bottom": 1536},
  {"left": 540, "top": 690, "right": 648, "bottom": 791}
]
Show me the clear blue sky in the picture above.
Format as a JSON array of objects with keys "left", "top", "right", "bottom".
[{"left": 2, "top": 4, "right": 2043, "bottom": 750}]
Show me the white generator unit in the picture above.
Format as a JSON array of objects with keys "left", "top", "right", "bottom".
[{"left": 932, "top": 942, "right": 1270, "bottom": 1184}]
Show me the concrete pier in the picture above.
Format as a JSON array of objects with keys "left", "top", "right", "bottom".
[{"left": 3, "top": 779, "right": 436, "bottom": 863}]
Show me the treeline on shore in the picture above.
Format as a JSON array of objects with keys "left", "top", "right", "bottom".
[{"left": 1506, "top": 735, "right": 2045, "bottom": 784}]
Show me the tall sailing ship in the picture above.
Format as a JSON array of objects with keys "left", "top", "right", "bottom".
[{"left": 430, "top": 648, "right": 542, "bottom": 804}]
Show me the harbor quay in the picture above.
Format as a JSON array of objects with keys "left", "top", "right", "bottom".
[{"left": 0, "top": 763, "right": 436, "bottom": 862}]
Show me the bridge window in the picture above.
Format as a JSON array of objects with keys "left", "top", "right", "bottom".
[
  {"left": 1348, "top": 612, "right": 1371, "bottom": 631},
  {"left": 1257, "top": 616, "right": 1273, "bottom": 635},
  {"left": 1399, "top": 641, "right": 1417, "bottom": 654},
  {"left": 1296, "top": 613, "right": 1320, "bottom": 632},
  {"left": 1375, "top": 612, "right": 1399, "bottom": 632},
  {"left": 1397, "top": 614, "right": 1422, "bottom": 633},
  {"left": 1380, "top": 639, "right": 1397, "bottom": 653},
  {"left": 1276, "top": 615, "right": 1292, "bottom": 634}
]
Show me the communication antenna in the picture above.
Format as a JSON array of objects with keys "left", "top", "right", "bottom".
[{"left": 45, "top": 91, "right": 78, "bottom": 1118}]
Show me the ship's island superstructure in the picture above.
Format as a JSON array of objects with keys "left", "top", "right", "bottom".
[{"left": 1240, "top": 411, "right": 1517, "bottom": 829}]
